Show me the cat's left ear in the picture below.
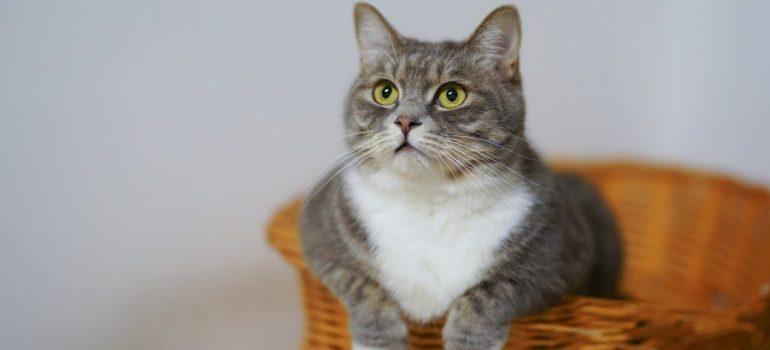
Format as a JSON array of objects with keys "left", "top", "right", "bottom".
[
  {"left": 467, "top": 5, "right": 522, "bottom": 81},
  {"left": 354, "top": 3, "right": 403, "bottom": 68}
]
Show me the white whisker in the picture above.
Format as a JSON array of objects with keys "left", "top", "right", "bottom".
[
  {"left": 300, "top": 134, "right": 389, "bottom": 215},
  {"left": 442, "top": 135, "right": 552, "bottom": 193},
  {"left": 448, "top": 132, "right": 537, "bottom": 161},
  {"left": 436, "top": 137, "right": 548, "bottom": 205}
]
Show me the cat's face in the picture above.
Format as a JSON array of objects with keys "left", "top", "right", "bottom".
[{"left": 345, "top": 4, "right": 526, "bottom": 179}]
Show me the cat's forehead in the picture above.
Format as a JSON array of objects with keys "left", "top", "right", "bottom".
[{"left": 376, "top": 40, "right": 469, "bottom": 89}]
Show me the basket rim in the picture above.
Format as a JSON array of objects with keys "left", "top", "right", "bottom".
[
  {"left": 552, "top": 158, "right": 770, "bottom": 193},
  {"left": 266, "top": 160, "right": 770, "bottom": 321}
]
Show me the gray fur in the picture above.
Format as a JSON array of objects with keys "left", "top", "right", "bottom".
[{"left": 300, "top": 3, "right": 622, "bottom": 349}]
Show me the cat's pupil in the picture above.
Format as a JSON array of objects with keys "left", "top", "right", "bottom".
[
  {"left": 446, "top": 88, "right": 457, "bottom": 102},
  {"left": 381, "top": 85, "right": 392, "bottom": 99}
]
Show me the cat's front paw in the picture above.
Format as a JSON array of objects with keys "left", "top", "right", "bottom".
[
  {"left": 442, "top": 312, "right": 508, "bottom": 350},
  {"left": 349, "top": 310, "right": 409, "bottom": 350},
  {"left": 443, "top": 328, "right": 506, "bottom": 350},
  {"left": 352, "top": 343, "right": 404, "bottom": 350}
]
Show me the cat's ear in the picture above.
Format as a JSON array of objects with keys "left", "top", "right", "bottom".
[
  {"left": 354, "top": 3, "right": 403, "bottom": 67},
  {"left": 467, "top": 5, "right": 522, "bottom": 81}
]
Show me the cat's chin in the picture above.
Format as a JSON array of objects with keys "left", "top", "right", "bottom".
[{"left": 387, "top": 148, "right": 435, "bottom": 178}]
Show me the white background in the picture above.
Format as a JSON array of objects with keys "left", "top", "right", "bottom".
[{"left": 1, "top": 1, "right": 768, "bottom": 349}]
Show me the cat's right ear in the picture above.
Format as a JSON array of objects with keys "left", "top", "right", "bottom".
[{"left": 354, "top": 3, "right": 402, "bottom": 68}]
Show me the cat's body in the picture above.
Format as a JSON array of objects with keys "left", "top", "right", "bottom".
[{"left": 300, "top": 4, "right": 622, "bottom": 350}]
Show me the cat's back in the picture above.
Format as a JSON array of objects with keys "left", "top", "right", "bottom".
[{"left": 554, "top": 171, "right": 623, "bottom": 297}]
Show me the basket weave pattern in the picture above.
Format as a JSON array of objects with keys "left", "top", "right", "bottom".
[{"left": 267, "top": 162, "right": 770, "bottom": 349}]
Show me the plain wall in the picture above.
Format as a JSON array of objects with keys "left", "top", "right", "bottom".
[{"left": 1, "top": 1, "right": 768, "bottom": 349}]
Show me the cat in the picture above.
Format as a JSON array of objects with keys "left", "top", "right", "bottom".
[{"left": 299, "top": 3, "right": 623, "bottom": 350}]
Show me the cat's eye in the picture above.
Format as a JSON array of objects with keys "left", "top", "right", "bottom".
[
  {"left": 436, "top": 83, "right": 467, "bottom": 109},
  {"left": 372, "top": 80, "right": 399, "bottom": 106}
]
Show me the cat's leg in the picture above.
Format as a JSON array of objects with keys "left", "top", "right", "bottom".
[
  {"left": 319, "top": 266, "right": 408, "bottom": 350},
  {"left": 301, "top": 193, "right": 409, "bottom": 348},
  {"left": 347, "top": 289, "right": 408, "bottom": 350},
  {"left": 442, "top": 280, "right": 560, "bottom": 350}
]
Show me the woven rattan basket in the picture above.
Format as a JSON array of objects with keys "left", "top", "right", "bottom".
[{"left": 267, "top": 162, "right": 770, "bottom": 349}]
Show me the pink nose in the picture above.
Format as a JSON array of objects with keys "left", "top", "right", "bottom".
[{"left": 395, "top": 115, "right": 422, "bottom": 135}]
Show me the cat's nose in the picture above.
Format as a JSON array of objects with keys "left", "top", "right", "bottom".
[{"left": 395, "top": 115, "right": 422, "bottom": 136}]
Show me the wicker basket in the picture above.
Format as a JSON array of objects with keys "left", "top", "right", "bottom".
[{"left": 267, "top": 162, "right": 770, "bottom": 349}]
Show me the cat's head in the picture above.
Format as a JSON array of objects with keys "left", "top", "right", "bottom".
[{"left": 344, "top": 3, "right": 527, "bottom": 180}]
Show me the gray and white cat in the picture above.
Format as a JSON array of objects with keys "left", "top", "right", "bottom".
[{"left": 300, "top": 3, "right": 622, "bottom": 350}]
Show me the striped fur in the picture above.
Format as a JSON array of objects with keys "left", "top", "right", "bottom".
[{"left": 300, "top": 3, "right": 622, "bottom": 350}]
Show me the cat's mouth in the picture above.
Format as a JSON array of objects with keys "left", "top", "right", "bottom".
[{"left": 395, "top": 142, "right": 413, "bottom": 153}]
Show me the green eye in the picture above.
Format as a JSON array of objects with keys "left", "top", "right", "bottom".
[
  {"left": 372, "top": 80, "right": 399, "bottom": 106},
  {"left": 437, "top": 83, "right": 467, "bottom": 109}
]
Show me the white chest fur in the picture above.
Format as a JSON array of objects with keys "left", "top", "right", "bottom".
[{"left": 344, "top": 169, "right": 533, "bottom": 322}]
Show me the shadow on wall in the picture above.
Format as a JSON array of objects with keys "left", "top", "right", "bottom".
[{"left": 115, "top": 266, "right": 301, "bottom": 350}]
